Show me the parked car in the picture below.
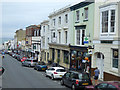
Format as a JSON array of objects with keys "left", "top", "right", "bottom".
[
  {"left": 16, "top": 55, "right": 22, "bottom": 61},
  {"left": 22, "top": 58, "right": 37, "bottom": 67},
  {"left": 85, "top": 81, "right": 120, "bottom": 90},
  {"left": 45, "top": 67, "right": 66, "bottom": 80},
  {"left": 12, "top": 53, "right": 16, "bottom": 58},
  {"left": 21, "top": 57, "right": 27, "bottom": 62},
  {"left": 34, "top": 61, "right": 47, "bottom": 71},
  {"left": 60, "top": 70, "right": 92, "bottom": 90}
]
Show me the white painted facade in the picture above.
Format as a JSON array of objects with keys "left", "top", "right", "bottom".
[
  {"left": 41, "top": 20, "right": 50, "bottom": 62},
  {"left": 48, "top": 5, "right": 71, "bottom": 45},
  {"left": 92, "top": 0, "right": 120, "bottom": 80}
]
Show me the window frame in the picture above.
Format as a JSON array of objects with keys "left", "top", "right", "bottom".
[
  {"left": 75, "top": 29, "right": 85, "bottom": 46},
  {"left": 84, "top": 7, "right": 88, "bottom": 20},
  {"left": 76, "top": 10, "right": 80, "bottom": 22},
  {"left": 112, "top": 49, "right": 118, "bottom": 69},
  {"left": 100, "top": 5, "right": 116, "bottom": 36}
]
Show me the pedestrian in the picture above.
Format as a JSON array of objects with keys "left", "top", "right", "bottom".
[{"left": 94, "top": 67, "right": 100, "bottom": 85}]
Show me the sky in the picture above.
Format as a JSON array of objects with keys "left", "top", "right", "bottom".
[{"left": 1, "top": 0, "right": 80, "bottom": 39}]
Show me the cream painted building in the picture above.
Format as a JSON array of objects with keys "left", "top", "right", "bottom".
[
  {"left": 41, "top": 20, "right": 50, "bottom": 63},
  {"left": 48, "top": 5, "right": 71, "bottom": 68},
  {"left": 92, "top": 0, "right": 120, "bottom": 81}
]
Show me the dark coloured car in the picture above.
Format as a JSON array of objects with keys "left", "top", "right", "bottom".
[
  {"left": 85, "top": 81, "right": 120, "bottom": 90},
  {"left": 34, "top": 61, "right": 47, "bottom": 71},
  {"left": 16, "top": 55, "right": 22, "bottom": 61},
  {"left": 60, "top": 70, "right": 92, "bottom": 90}
]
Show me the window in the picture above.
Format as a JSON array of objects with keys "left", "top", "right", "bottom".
[
  {"left": 39, "top": 30, "right": 40, "bottom": 36},
  {"left": 34, "top": 31, "right": 36, "bottom": 36},
  {"left": 96, "top": 83, "right": 108, "bottom": 89},
  {"left": 36, "top": 30, "right": 37, "bottom": 36},
  {"left": 101, "top": 9, "right": 116, "bottom": 34},
  {"left": 56, "top": 69, "right": 65, "bottom": 72},
  {"left": 65, "top": 14, "right": 68, "bottom": 23},
  {"left": 64, "top": 51, "right": 69, "bottom": 64},
  {"left": 65, "top": 73, "right": 70, "bottom": 78},
  {"left": 76, "top": 10, "right": 79, "bottom": 21},
  {"left": 65, "top": 31, "right": 67, "bottom": 44},
  {"left": 76, "top": 30, "right": 85, "bottom": 45},
  {"left": 53, "top": 32, "right": 55, "bottom": 38},
  {"left": 58, "top": 50, "right": 60, "bottom": 59},
  {"left": 47, "top": 53, "right": 49, "bottom": 60},
  {"left": 112, "top": 49, "right": 118, "bottom": 68},
  {"left": 76, "top": 30, "right": 80, "bottom": 45},
  {"left": 108, "top": 84, "right": 117, "bottom": 89},
  {"left": 84, "top": 7, "right": 88, "bottom": 20},
  {"left": 43, "top": 26, "right": 45, "bottom": 32},
  {"left": 59, "top": 32, "right": 61, "bottom": 43},
  {"left": 45, "top": 52, "right": 46, "bottom": 61},
  {"left": 102, "top": 11, "right": 108, "bottom": 33},
  {"left": 48, "top": 37, "right": 49, "bottom": 43},
  {"left": 53, "top": 19, "right": 55, "bottom": 26},
  {"left": 58, "top": 16, "right": 61, "bottom": 24},
  {"left": 110, "top": 10, "right": 115, "bottom": 32}
]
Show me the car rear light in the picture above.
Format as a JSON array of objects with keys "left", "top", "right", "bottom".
[
  {"left": 91, "top": 80, "right": 92, "bottom": 84},
  {"left": 76, "top": 80, "right": 79, "bottom": 85},
  {"left": 0, "top": 69, "right": 2, "bottom": 71},
  {"left": 31, "top": 60, "right": 33, "bottom": 63},
  {"left": 54, "top": 72, "right": 58, "bottom": 74}
]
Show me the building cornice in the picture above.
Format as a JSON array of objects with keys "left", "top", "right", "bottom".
[
  {"left": 48, "top": 5, "right": 70, "bottom": 18},
  {"left": 99, "top": 2, "right": 118, "bottom": 8}
]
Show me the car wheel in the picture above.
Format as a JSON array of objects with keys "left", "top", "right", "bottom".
[
  {"left": 60, "top": 79, "right": 64, "bottom": 85},
  {"left": 45, "top": 72, "right": 47, "bottom": 77},
  {"left": 37, "top": 68, "right": 39, "bottom": 71},
  {"left": 72, "top": 84, "right": 76, "bottom": 90},
  {"left": 28, "top": 64, "right": 31, "bottom": 67},
  {"left": 51, "top": 74, "right": 54, "bottom": 80}
]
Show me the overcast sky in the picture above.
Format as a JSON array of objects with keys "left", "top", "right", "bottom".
[{"left": 1, "top": 0, "right": 80, "bottom": 38}]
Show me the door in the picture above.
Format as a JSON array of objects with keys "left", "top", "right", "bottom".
[
  {"left": 64, "top": 72, "right": 71, "bottom": 86},
  {"left": 96, "top": 53, "right": 104, "bottom": 79}
]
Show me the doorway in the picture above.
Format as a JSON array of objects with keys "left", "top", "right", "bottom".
[{"left": 96, "top": 52, "right": 104, "bottom": 80}]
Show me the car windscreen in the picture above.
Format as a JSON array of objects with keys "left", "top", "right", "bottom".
[
  {"left": 78, "top": 73, "right": 89, "bottom": 80},
  {"left": 56, "top": 69, "right": 66, "bottom": 72},
  {"left": 33, "top": 60, "right": 37, "bottom": 62}
]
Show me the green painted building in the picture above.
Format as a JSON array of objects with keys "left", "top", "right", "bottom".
[{"left": 68, "top": 1, "right": 95, "bottom": 72}]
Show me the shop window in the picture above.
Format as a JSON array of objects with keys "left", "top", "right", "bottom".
[
  {"left": 58, "top": 50, "right": 60, "bottom": 60},
  {"left": 64, "top": 51, "right": 69, "bottom": 64}
]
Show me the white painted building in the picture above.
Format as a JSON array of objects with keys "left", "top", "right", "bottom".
[
  {"left": 41, "top": 20, "right": 50, "bottom": 63},
  {"left": 92, "top": 0, "right": 120, "bottom": 81},
  {"left": 48, "top": 5, "right": 71, "bottom": 68},
  {"left": 31, "top": 25, "right": 41, "bottom": 61}
]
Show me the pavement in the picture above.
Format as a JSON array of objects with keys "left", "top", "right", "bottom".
[{"left": 91, "top": 76, "right": 102, "bottom": 85}]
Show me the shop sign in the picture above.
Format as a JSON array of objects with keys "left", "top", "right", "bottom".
[
  {"left": 88, "top": 49, "right": 92, "bottom": 54},
  {"left": 84, "top": 37, "right": 89, "bottom": 44}
]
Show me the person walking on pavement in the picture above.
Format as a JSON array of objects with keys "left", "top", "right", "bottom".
[{"left": 94, "top": 67, "right": 100, "bottom": 85}]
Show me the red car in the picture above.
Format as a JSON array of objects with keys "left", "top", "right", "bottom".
[
  {"left": 21, "top": 57, "right": 27, "bottom": 62},
  {"left": 85, "top": 81, "right": 120, "bottom": 90}
]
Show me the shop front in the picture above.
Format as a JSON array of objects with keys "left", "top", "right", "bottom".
[{"left": 70, "top": 45, "right": 91, "bottom": 74}]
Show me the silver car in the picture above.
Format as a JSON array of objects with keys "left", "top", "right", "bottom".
[{"left": 22, "top": 59, "right": 37, "bottom": 67}]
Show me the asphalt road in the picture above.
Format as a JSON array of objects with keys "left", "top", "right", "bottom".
[{"left": 2, "top": 54, "right": 69, "bottom": 89}]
